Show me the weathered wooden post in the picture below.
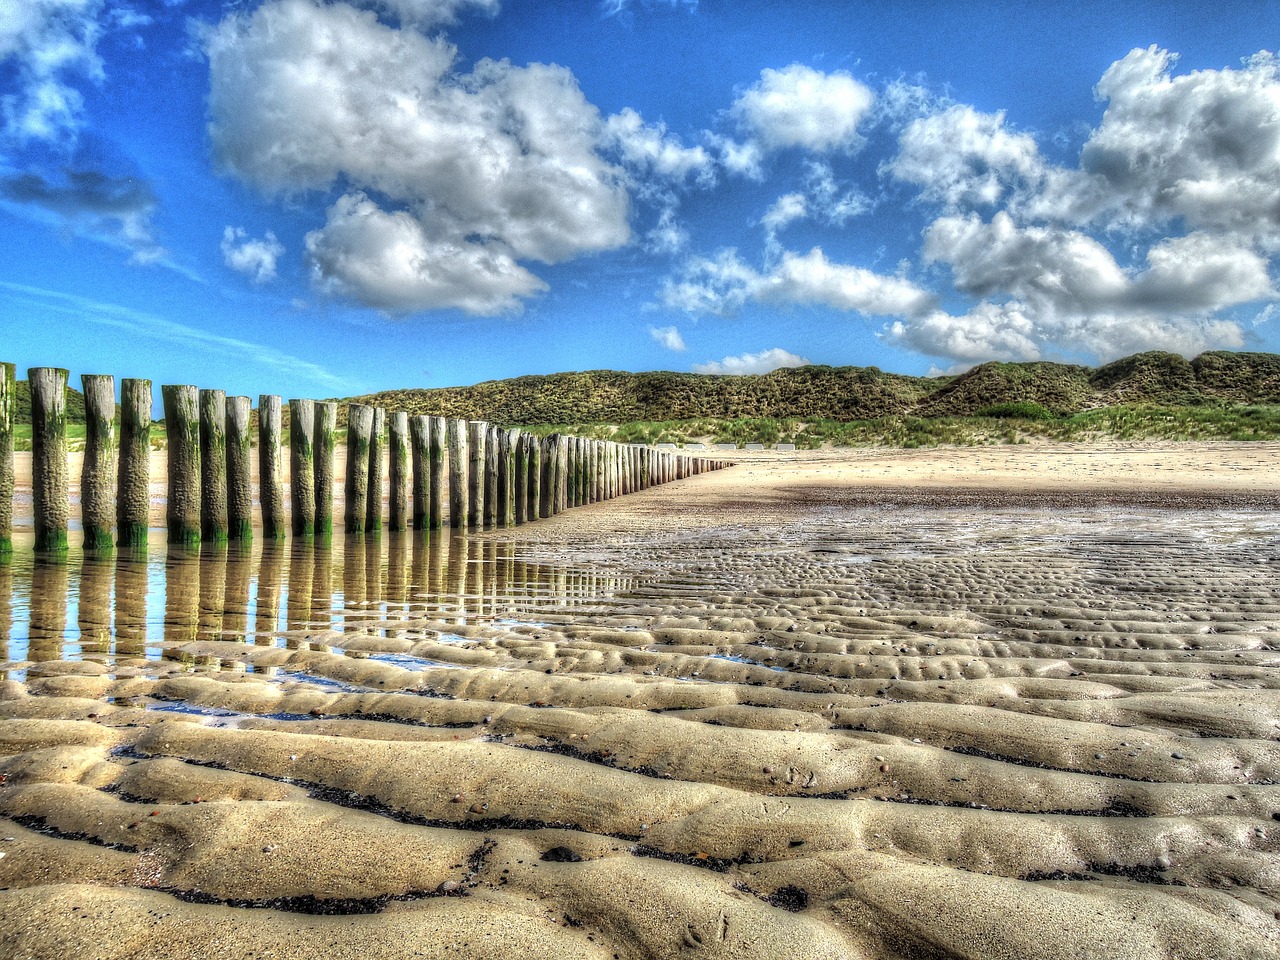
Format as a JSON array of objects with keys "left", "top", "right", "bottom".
[
  {"left": 314, "top": 401, "right": 337, "bottom": 538},
  {"left": 539, "top": 435, "right": 556, "bottom": 519},
  {"left": 409, "top": 415, "right": 430, "bottom": 530},
  {"left": 429, "top": 416, "right": 447, "bottom": 530},
  {"left": 289, "top": 398, "right": 315, "bottom": 538},
  {"left": 29, "top": 367, "right": 69, "bottom": 553},
  {"left": 388, "top": 411, "right": 410, "bottom": 532},
  {"left": 526, "top": 433, "right": 541, "bottom": 522},
  {"left": 513, "top": 429, "right": 527, "bottom": 525},
  {"left": 79, "top": 374, "right": 116, "bottom": 551},
  {"left": 485, "top": 424, "right": 499, "bottom": 528},
  {"left": 448, "top": 418, "right": 469, "bottom": 529},
  {"left": 0, "top": 363, "right": 12, "bottom": 555},
  {"left": 258, "top": 395, "right": 285, "bottom": 540},
  {"left": 116, "top": 379, "right": 151, "bottom": 549},
  {"left": 199, "top": 389, "right": 228, "bottom": 542},
  {"left": 226, "top": 396, "right": 252, "bottom": 541},
  {"left": 367, "top": 406, "right": 385, "bottom": 534},
  {"left": 345, "top": 403, "right": 373, "bottom": 535},
  {"left": 163, "top": 384, "right": 200, "bottom": 546},
  {"left": 555, "top": 435, "right": 569, "bottom": 514},
  {"left": 504, "top": 428, "right": 518, "bottom": 527},
  {"left": 467, "top": 420, "right": 486, "bottom": 529}
]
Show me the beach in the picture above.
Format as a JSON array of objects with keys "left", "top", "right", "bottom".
[{"left": 1, "top": 443, "right": 1279, "bottom": 958}]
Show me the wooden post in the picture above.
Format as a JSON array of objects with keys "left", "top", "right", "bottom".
[
  {"left": 0, "top": 363, "right": 12, "bottom": 555},
  {"left": 504, "top": 428, "right": 518, "bottom": 527},
  {"left": 199, "top": 389, "right": 228, "bottom": 542},
  {"left": 513, "top": 429, "right": 526, "bottom": 525},
  {"left": 163, "top": 384, "right": 200, "bottom": 546},
  {"left": 314, "top": 401, "right": 336, "bottom": 538},
  {"left": 410, "top": 415, "right": 429, "bottom": 530},
  {"left": 526, "top": 433, "right": 541, "bottom": 523},
  {"left": 30, "top": 368, "right": 69, "bottom": 553},
  {"left": 539, "top": 435, "right": 555, "bottom": 519},
  {"left": 116, "top": 379, "right": 151, "bottom": 549},
  {"left": 289, "top": 398, "right": 315, "bottom": 539},
  {"left": 345, "top": 403, "right": 373, "bottom": 535},
  {"left": 80, "top": 374, "right": 116, "bottom": 551},
  {"left": 226, "top": 396, "right": 252, "bottom": 541},
  {"left": 448, "top": 419, "right": 469, "bottom": 529},
  {"left": 258, "top": 395, "right": 285, "bottom": 540},
  {"left": 429, "top": 416, "right": 446, "bottom": 530},
  {"left": 388, "top": 411, "right": 409, "bottom": 532},
  {"left": 467, "top": 420, "right": 486, "bottom": 529},
  {"left": 555, "top": 435, "right": 569, "bottom": 514},
  {"left": 367, "top": 406, "right": 385, "bottom": 534},
  {"left": 481, "top": 424, "right": 496, "bottom": 528}
]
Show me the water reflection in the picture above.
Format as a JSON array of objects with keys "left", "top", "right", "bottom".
[{"left": 1, "top": 531, "right": 638, "bottom": 679}]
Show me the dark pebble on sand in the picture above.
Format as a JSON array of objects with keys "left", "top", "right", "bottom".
[
  {"left": 1171, "top": 752, "right": 1185, "bottom": 760},
  {"left": 541, "top": 846, "right": 583, "bottom": 863},
  {"left": 437, "top": 880, "right": 461, "bottom": 894}
]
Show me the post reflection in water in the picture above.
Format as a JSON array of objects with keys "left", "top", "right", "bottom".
[
  {"left": 256, "top": 540, "right": 285, "bottom": 643},
  {"left": 164, "top": 546, "right": 201, "bottom": 645},
  {"left": 224, "top": 543, "right": 253, "bottom": 642},
  {"left": 115, "top": 547, "right": 148, "bottom": 658},
  {"left": 3, "top": 531, "right": 643, "bottom": 672},
  {"left": 79, "top": 552, "right": 113, "bottom": 658},
  {"left": 197, "top": 543, "right": 227, "bottom": 643},
  {"left": 28, "top": 557, "right": 68, "bottom": 663}
]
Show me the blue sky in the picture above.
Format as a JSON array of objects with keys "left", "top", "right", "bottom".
[{"left": 2, "top": 0, "right": 1280, "bottom": 401}]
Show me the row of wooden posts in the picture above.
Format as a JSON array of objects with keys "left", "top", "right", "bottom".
[{"left": 0, "top": 366, "right": 730, "bottom": 554}]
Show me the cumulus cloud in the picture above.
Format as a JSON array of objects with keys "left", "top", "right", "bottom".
[
  {"left": 206, "top": 0, "right": 630, "bottom": 314},
  {"left": 603, "top": 107, "right": 713, "bottom": 185},
  {"left": 693, "top": 347, "right": 810, "bottom": 376},
  {"left": 221, "top": 226, "right": 284, "bottom": 284},
  {"left": 885, "top": 103, "right": 1046, "bottom": 210},
  {"left": 762, "top": 162, "right": 868, "bottom": 239},
  {"left": 648, "top": 324, "right": 686, "bottom": 351},
  {"left": 355, "top": 0, "right": 497, "bottom": 28},
  {"left": 760, "top": 193, "right": 807, "bottom": 234},
  {"left": 732, "top": 64, "right": 875, "bottom": 153},
  {"left": 663, "top": 246, "right": 935, "bottom": 319},
  {"left": 0, "top": 167, "right": 162, "bottom": 261}
]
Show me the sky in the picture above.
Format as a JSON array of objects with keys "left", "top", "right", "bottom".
[{"left": 2, "top": 0, "right": 1280, "bottom": 402}]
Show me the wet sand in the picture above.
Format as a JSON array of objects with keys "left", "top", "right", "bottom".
[{"left": 2, "top": 444, "right": 1280, "bottom": 958}]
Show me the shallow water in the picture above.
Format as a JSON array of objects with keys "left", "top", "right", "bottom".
[{"left": 2, "top": 505, "right": 1280, "bottom": 959}]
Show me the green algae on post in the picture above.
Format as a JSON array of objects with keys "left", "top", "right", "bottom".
[
  {"left": 289, "top": 398, "right": 315, "bottom": 540},
  {"left": 117, "top": 378, "right": 151, "bottom": 549},
  {"left": 409, "top": 414, "right": 430, "bottom": 531},
  {"left": 163, "top": 384, "right": 200, "bottom": 546},
  {"left": 80, "top": 374, "right": 117, "bottom": 551},
  {"left": 226, "top": 396, "right": 253, "bottom": 542},
  {"left": 428, "top": 415, "right": 447, "bottom": 531},
  {"left": 29, "top": 367, "right": 70, "bottom": 554},
  {"left": 199, "top": 389, "right": 228, "bottom": 542},
  {"left": 367, "top": 406, "right": 385, "bottom": 534},
  {"left": 447, "top": 418, "right": 468, "bottom": 529},
  {"left": 0, "top": 362, "right": 14, "bottom": 556},
  {"left": 388, "top": 411, "right": 410, "bottom": 532},
  {"left": 345, "top": 403, "right": 374, "bottom": 536},
  {"left": 467, "top": 420, "right": 487, "bottom": 529},
  {"left": 314, "top": 401, "right": 337, "bottom": 539},
  {"left": 258, "top": 395, "right": 286, "bottom": 540}
]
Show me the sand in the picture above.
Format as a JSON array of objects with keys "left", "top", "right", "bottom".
[{"left": 1, "top": 443, "right": 1279, "bottom": 959}]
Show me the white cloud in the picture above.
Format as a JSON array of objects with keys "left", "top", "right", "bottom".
[
  {"left": 0, "top": 0, "right": 105, "bottom": 141},
  {"left": 601, "top": 0, "right": 697, "bottom": 17},
  {"left": 732, "top": 64, "right": 875, "bottom": 153},
  {"left": 705, "top": 134, "right": 764, "bottom": 180},
  {"left": 760, "top": 192, "right": 807, "bottom": 233},
  {"left": 1055, "top": 47, "right": 1280, "bottom": 242},
  {"left": 885, "top": 103, "right": 1046, "bottom": 209},
  {"left": 206, "top": 0, "right": 630, "bottom": 314},
  {"left": 648, "top": 324, "right": 686, "bottom": 351},
  {"left": 221, "top": 226, "right": 284, "bottom": 284},
  {"left": 304, "top": 192, "right": 547, "bottom": 314},
  {"left": 604, "top": 107, "right": 713, "bottom": 184},
  {"left": 645, "top": 206, "right": 689, "bottom": 255},
  {"left": 693, "top": 347, "right": 810, "bottom": 376},
  {"left": 889, "top": 301, "right": 1041, "bottom": 363},
  {"left": 663, "top": 246, "right": 934, "bottom": 319},
  {"left": 354, "top": 0, "right": 497, "bottom": 28}
]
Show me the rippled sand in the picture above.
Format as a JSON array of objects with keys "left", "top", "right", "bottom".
[{"left": 3, "top": 446, "right": 1280, "bottom": 959}]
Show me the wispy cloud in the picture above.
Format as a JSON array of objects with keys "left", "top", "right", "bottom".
[{"left": 0, "top": 281, "right": 349, "bottom": 391}]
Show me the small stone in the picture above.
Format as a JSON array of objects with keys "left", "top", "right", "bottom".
[
  {"left": 1094, "top": 753, "right": 1104, "bottom": 760},
  {"left": 450, "top": 794, "right": 463, "bottom": 803},
  {"left": 468, "top": 803, "right": 488, "bottom": 815},
  {"left": 1171, "top": 752, "right": 1186, "bottom": 760},
  {"left": 437, "top": 880, "right": 461, "bottom": 894},
  {"left": 879, "top": 764, "right": 890, "bottom": 773},
  {"left": 762, "top": 765, "right": 774, "bottom": 774}
]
